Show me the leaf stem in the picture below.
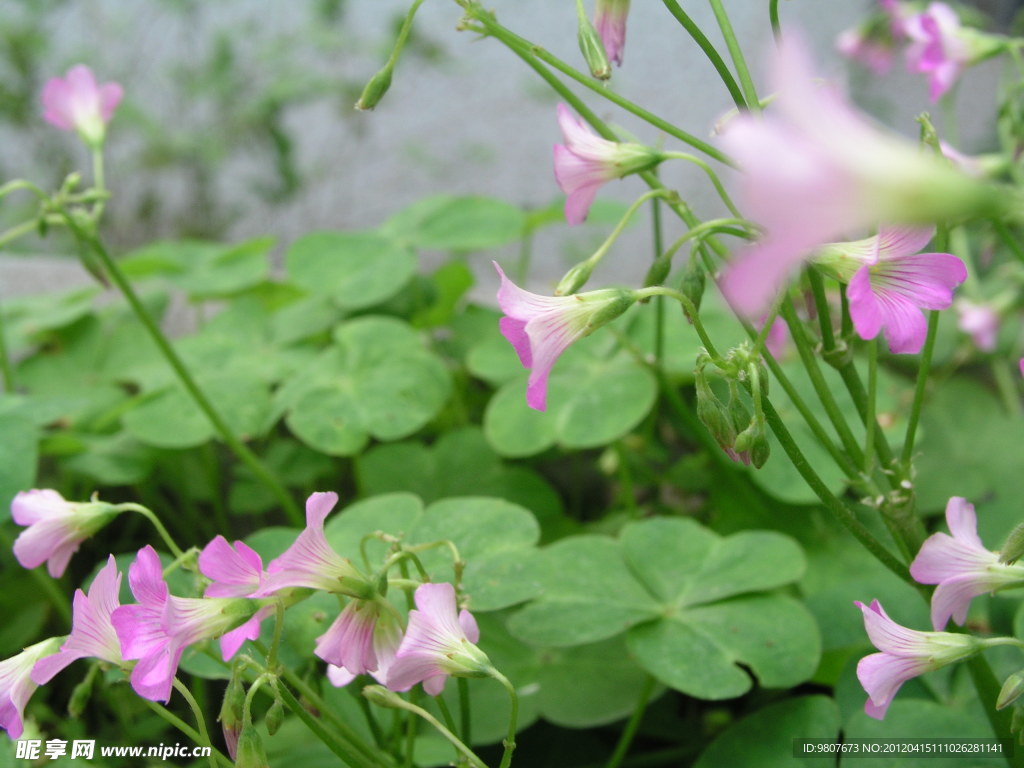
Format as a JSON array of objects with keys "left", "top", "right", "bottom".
[
  {"left": 707, "top": 0, "right": 760, "bottom": 112},
  {"left": 901, "top": 310, "right": 940, "bottom": 468},
  {"left": 604, "top": 674, "right": 656, "bottom": 768},
  {"left": 659, "top": 0, "right": 746, "bottom": 110}
]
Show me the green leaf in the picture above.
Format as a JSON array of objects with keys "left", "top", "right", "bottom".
[
  {"left": 286, "top": 230, "right": 416, "bottom": 309},
  {"left": 694, "top": 695, "right": 841, "bottom": 768},
  {"left": 0, "top": 412, "right": 38, "bottom": 516},
  {"left": 383, "top": 195, "right": 526, "bottom": 251},
  {"left": 62, "top": 432, "right": 157, "bottom": 485},
  {"left": 120, "top": 238, "right": 272, "bottom": 298},
  {"left": 507, "top": 536, "right": 661, "bottom": 646},
  {"left": 628, "top": 593, "right": 820, "bottom": 698}
]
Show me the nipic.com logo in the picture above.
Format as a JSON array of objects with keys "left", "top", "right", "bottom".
[{"left": 16, "top": 739, "right": 212, "bottom": 761}]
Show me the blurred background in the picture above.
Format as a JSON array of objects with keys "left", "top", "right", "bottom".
[{"left": 0, "top": 0, "right": 1017, "bottom": 298}]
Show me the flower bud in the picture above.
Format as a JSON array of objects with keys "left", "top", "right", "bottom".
[
  {"left": 354, "top": 65, "right": 393, "bottom": 111},
  {"left": 264, "top": 697, "right": 284, "bottom": 736},
  {"left": 998, "top": 671, "right": 1024, "bottom": 710},
  {"left": 642, "top": 254, "right": 672, "bottom": 291},
  {"left": 234, "top": 722, "right": 269, "bottom": 768},
  {"left": 680, "top": 257, "right": 706, "bottom": 317},
  {"left": 555, "top": 260, "right": 595, "bottom": 296},
  {"left": 68, "top": 673, "right": 95, "bottom": 719},
  {"left": 362, "top": 684, "right": 407, "bottom": 709},
  {"left": 577, "top": 13, "right": 612, "bottom": 80},
  {"left": 999, "top": 523, "right": 1024, "bottom": 565},
  {"left": 583, "top": 290, "right": 637, "bottom": 332}
]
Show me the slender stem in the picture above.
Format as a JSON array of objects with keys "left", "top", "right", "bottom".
[
  {"left": 143, "top": 700, "right": 233, "bottom": 768},
  {"left": 636, "top": 287, "right": 720, "bottom": 359},
  {"left": 778, "top": 300, "right": 865, "bottom": 468},
  {"left": 604, "top": 675, "right": 656, "bottom": 768},
  {"left": 586, "top": 190, "right": 674, "bottom": 272},
  {"left": 661, "top": 152, "right": 742, "bottom": 218},
  {"left": 277, "top": 682, "right": 381, "bottom": 768},
  {"left": 806, "top": 269, "right": 836, "bottom": 351},
  {"left": 0, "top": 297, "right": 13, "bottom": 392},
  {"left": 901, "top": 310, "right": 941, "bottom": 468},
  {"left": 388, "top": 0, "right": 427, "bottom": 69},
  {"left": 993, "top": 358, "right": 1023, "bottom": 417},
  {"left": 116, "top": 502, "right": 186, "bottom": 559},
  {"left": 458, "top": 677, "right": 472, "bottom": 747},
  {"left": 992, "top": 219, "right": 1024, "bottom": 264},
  {"left": 836, "top": 364, "right": 897, "bottom": 473},
  {"left": 172, "top": 678, "right": 218, "bottom": 768},
  {"left": 492, "top": 671, "right": 519, "bottom": 768},
  {"left": 659, "top": 0, "right": 746, "bottom": 110},
  {"left": 462, "top": 8, "right": 732, "bottom": 165},
  {"left": 864, "top": 338, "right": 878, "bottom": 473},
  {"left": 382, "top": 692, "right": 490, "bottom": 768},
  {"left": 965, "top": 655, "right": 1024, "bottom": 768},
  {"left": 707, "top": 0, "right": 760, "bottom": 112},
  {"left": 435, "top": 694, "right": 460, "bottom": 741},
  {"left": 61, "top": 220, "right": 301, "bottom": 524},
  {"left": 769, "top": 0, "right": 782, "bottom": 41},
  {"left": 651, "top": 185, "right": 666, "bottom": 372},
  {"left": 0, "top": 219, "right": 41, "bottom": 250},
  {"left": 760, "top": 398, "right": 913, "bottom": 585}
]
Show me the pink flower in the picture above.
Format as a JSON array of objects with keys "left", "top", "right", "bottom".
[
  {"left": 855, "top": 599, "right": 981, "bottom": 719},
  {"left": 111, "top": 546, "right": 259, "bottom": 702},
  {"left": 32, "top": 556, "right": 124, "bottom": 686},
  {"left": 836, "top": 28, "right": 895, "bottom": 75},
  {"left": 199, "top": 536, "right": 266, "bottom": 598},
  {"left": 718, "top": 36, "right": 984, "bottom": 318},
  {"left": 315, "top": 599, "right": 402, "bottom": 677},
  {"left": 594, "top": 0, "right": 630, "bottom": 67},
  {"left": 553, "top": 103, "right": 661, "bottom": 225},
  {"left": 844, "top": 227, "right": 966, "bottom": 353},
  {"left": 386, "top": 583, "right": 492, "bottom": 696},
  {"left": 41, "top": 65, "right": 122, "bottom": 146},
  {"left": 259, "top": 493, "right": 372, "bottom": 599},
  {"left": 0, "top": 638, "right": 62, "bottom": 738},
  {"left": 12, "top": 489, "right": 119, "bottom": 578},
  {"left": 955, "top": 299, "right": 999, "bottom": 352},
  {"left": 494, "top": 262, "right": 636, "bottom": 411},
  {"left": 910, "top": 497, "right": 1024, "bottom": 630},
  {"left": 903, "top": 3, "right": 970, "bottom": 102}
]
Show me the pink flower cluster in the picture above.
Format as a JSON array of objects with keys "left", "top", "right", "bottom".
[
  {"left": 856, "top": 497, "right": 1024, "bottom": 718},
  {"left": 1, "top": 490, "right": 491, "bottom": 737}
]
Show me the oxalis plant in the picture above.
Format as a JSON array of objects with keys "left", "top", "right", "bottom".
[{"left": 1, "top": 1, "right": 1024, "bottom": 766}]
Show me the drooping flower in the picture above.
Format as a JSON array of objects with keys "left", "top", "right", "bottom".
[
  {"left": 718, "top": 36, "right": 990, "bottom": 317},
  {"left": 199, "top": 536, "right": 274, "bottom": 658},
  {"left": 814, "top": 226, "right": 966, "bottom": 354},
  {"left": 259, "top": 493, "right": 373, "bottom": 599},
  {"left": 387, "top": 583, "right": 492, "bottom": 696},
  {"left": 0, "top": 638, "right": 62, "bottom": 738},
  {"left": 909, "top": 497, "right": 1024, "bottom": 630},
  {"left": 594, "top": 0, "right": 631, "bottom": 67},
  {"left": 111, "top": 546, "right": 260, "bottom": 702},
  {"left": 495, "top": 261, "right": 637, "bottom": 411},
  {"left": 320, "top": 599, "right": 403, "bottom": 689},
  {"left": 553, "top": 103, "right": 661, "bottom": 225},
  {"left": 955, "top": 298, "right": 999, "bottom": 352},
  {"left": 855, "top": 599, "right": 982, "bottom": 719},
  {"left": 12, "top": 489, "right": 119, "bottom": 578},
  {"left": 32, "top": 556, "right": 124, "bottom": 686},
  {"left": 41, "top": 65, "right": 123, "bottom": 147},
  {"left": 903, "top": 3, "right": 970, "bottom": 102}
]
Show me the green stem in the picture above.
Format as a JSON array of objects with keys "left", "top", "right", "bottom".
[
  {"left": 806, "top": 269, "right": 836, "bottom": 351},
  {"left": 172, "top": 678, "right": 218, "bottom": 768},
  {"left": 965, "top": 655, "right": 1024, "bottom": 768},
  {"left": 864, "top": 338, "right": 878, "bottom": 473},
  {"left": 277, "top": 682, "right": 382, "bottom": 768},
  {"left": 661, "top": 152, "right": 743, "bottom": 218},
  {"left": 586, "top": 189, "right": 675, "bottom": 272},
  {"left": 0, "top": 218, "right": 42, "bottom": 250},
  {"left": 492, "top": 671, "right": 519, "bottom": 768},
  {"left": 0, "top": 527, "right": 71, "bottom": 622},
  {"left": 458, "top": 677, "right": 472, "bottom": 747},
  {"left": 651, "top": 185, "right": 666, "bottom": 373},
  {"left": 63, "top": 221, "right": 301, "bottom": 525},
  {"left": 0, "top": 297, "right": 13, "bottom": 392},
  {"left": 760, "top": 398, "right": 913, "bottom": 585},
  {"left": 993, "top": 358, "right": 1023, "bottom": 417},
  {"left": 604, "top": 674, "right": 656, "bottom": 768},
  {"left": 901, "top": 310, "right": 941, "bottom": 468},
  {"left": 836, "top": 363, "right": 897, "bottom": 473},
  {"left": 769, "top": 0, "right": 782, "bottom": 40},
  {"left": 116, "top": 502, "right": 186, "bottom": 559},
  {"left": 388, "top": 0, "right": 427, "bottom": 69},
  {"left": 636, "top": 286, "right": 720, "bottom": 359},
  {"left": 462, "top": 7, "right": 732, "bottom": 164},
  {"left": 383, "top": 691, "right": 490, "bottom": 768},
  {"left": 778, "top": 300, "right": 865, "bottom": 468},
  {"left": 143, "top": 700, "right": 233, "bottom": 768},
  {"left": 659, "top": 0, "right": 746, "bottom": 110},
  {"left": 707, "top": 0, "right": 760, "bottom": 112}
]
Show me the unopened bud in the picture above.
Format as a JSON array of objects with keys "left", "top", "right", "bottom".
[
  {"left": 234, "top": 722, "right": 269, "bottom": 768},
  {"left": 583, "top": 290, "right": 637, "bottom": 332},
  {"left": 68, "top": 672, "right": 95, "bottom": 718},
  {"left": 355, "top": 66, "right": 393, "bottom": 111},
  {"left": 999, "top": 671, "right": 1024, "bottom": 710},
  {"left": 642, "top": 254, "right": 672, "bottom": 291},
  {"left": 680, "top": 257, "right": 706, "bottom": 316},
  {"left": 577, "top": 14, "right": 612, "bottom": 80},
  {"left": 749, "top": 425, "right": 770, "bottom": 468},
  {"left": 556, "top": 260, "right": 595, "bottom": 296},
  {"left": 999, "top": 523, "right": 1024, "bottom": 565},
  {"left": 363, "top": 684, "right": 407, "bottom": 709},
  {"left": 264, "top": 697, "right": 285, "bottom": 736}
]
